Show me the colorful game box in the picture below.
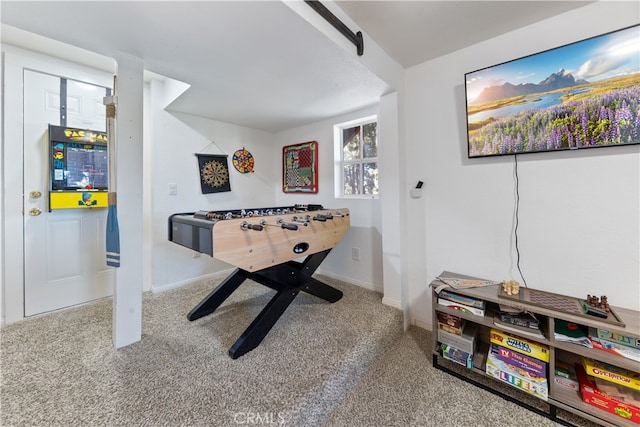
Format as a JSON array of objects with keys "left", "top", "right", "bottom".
[
  {"left": 576, "top": 364, "right": 640, "bottom": 423},
  {"left": 597, "top": 328, "right": 640, "bottom": 350},
  {"left": 438, "top": 298, "right": 485, "bottom": 316},
  {"left": 437, "top": 312, "right": 463, "bottom": 329},
  {"left": 582, "top": 358, "right": 640, "bottom": 391},
  {"left": 438, "top": 322, "right": 463, "bottom": 336},
  {"left": 490, "top": 328, "right": 550, "bottom": 362},
  {"left": 490, "top": 344, "right": 547, "bottom": 380},
  {"left": 486, "top": 348, "right": 548, "bottom": 400},
  {"left": 441, "top": 344, "right": 473, "bottom": 369},
  {"left": 589, "top": 327, "right": 640, "bottom": 362}
]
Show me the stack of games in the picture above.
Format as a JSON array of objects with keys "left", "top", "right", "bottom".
[
  {"left": 437, "top": 289, "right": 486, "bottom": 316},
  {"left": 554, "top": 360, "right": 579, "bottom": 390},
  {"left": 486, "top": 328, "right": 550, "bottom": 400},
  {"left": 437, "top": 312, "right": 465, "bottom": 336},
  {"left": 437, "top": 321, "right": 478, "bottom": 369},
  {"left": 576, "top": 359, "right": 640, "bottom": 423}
]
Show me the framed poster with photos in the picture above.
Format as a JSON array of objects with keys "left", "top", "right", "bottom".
[{"left": 282, "top": 141, "right": 318, "bottom": 193}]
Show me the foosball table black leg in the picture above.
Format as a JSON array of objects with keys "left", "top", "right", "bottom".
[
  {"left": 302, "top": 277, "right": 343, "bottom": 303},
  {"left": 187, "top": 268, "right": 247, "bottom": 321},
  {"left": 229, "top": 287, "right": 301, "bottom": 359}
]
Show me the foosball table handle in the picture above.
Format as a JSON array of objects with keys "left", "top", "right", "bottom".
[{"left": 240, "top": 221, "right": 264, "bottom": 231}]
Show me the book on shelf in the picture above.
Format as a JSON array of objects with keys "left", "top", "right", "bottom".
[
  {"left": 493, "top": 316, "right": 545, "bottom": 340},
  {"left": 554, "top": 319, "right": 593, "bottom": 348}
]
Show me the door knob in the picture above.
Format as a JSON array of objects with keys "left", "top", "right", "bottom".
[
  {"left": 29, "top": 207, "right": 42, "bottom": 216},
  {"left": 29, "top": 190, "right": 42, "bottom": 199}
]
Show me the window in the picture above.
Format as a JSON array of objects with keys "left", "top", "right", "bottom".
[{"left": 335, "top": 116, "right": 378, "bottom": 198}]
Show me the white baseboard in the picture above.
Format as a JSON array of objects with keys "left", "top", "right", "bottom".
[
  {"left": 152, "top": 269, "right": 234, "bottom": 294},
  {"left": 381, "top": 296, "right": 401, "bottom": 310},
  {"left": 411, "top": 316, "right": 432, "bottom": 332},
  {"left": 315, "top": 268, "right": 383, "bottom": 293}
]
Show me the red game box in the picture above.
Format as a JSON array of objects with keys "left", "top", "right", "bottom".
[{"left": 575, "top": 363, "right": 640, "bottom": 423}]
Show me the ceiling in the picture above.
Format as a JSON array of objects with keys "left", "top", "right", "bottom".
[{"left": 0, "top": 1, "right": 592, "bottom": 133}]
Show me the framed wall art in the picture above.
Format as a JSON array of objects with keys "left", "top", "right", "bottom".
[{"left": 282, "top": 141, "right": 318, "bottom": 193}]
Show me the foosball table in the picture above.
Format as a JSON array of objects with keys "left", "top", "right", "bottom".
[{"left": 168, "top": 204, "right": 350, "bottom": 358}]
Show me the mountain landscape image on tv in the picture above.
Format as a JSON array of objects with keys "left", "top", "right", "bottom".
[{"left": 465, "top": 24, "right": 640, "bottom": 158}]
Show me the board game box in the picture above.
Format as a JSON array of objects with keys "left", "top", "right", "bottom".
[
  {"left": 438, "top": 321, "right": 464, "bottom": 336},
  {"left": 438, "top": 298, "right": 485, "bottom": 316},
  {"left": 490, "top": 328, "right": 550, "bottom": 362},
  {"left": 589, "top": 328, "right": 640, "bottom": 362},
  {"left": 576, "top": 363, "right": 640, "bottom": 423},
  {"left": 441, "top": 344, "right": 473, "bottom": 369},
  {"left": 596, "top": 328, "right": 640, "bottom": 350},
  {"left": 554, "top": 360, "right": 579, "bottom": 390},
  {"left": 437, "top": 323, "right": 478, "bottom": 354},
  {"left": 486, "top": 349, "right": 548, "bottom": 400},
  {"left": 499, "top": 312, "right": 540, "bottom": 330},
  {"left": 437, "top": 289, "right": 486, "bottom": 309},
  {"left": 582, "top": 358, "right": 640, "bottom": 391},
  {"left": 489, "top": 344, "right": 547, "bottom": 380},
  {"left": 437, "top": 311, "right": 463, "bottom": 329}
]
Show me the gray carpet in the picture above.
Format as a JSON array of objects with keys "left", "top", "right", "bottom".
[{"left": 0, "top": 275, "right": 598, "bottom": 426}]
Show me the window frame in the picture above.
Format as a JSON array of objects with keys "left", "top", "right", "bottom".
[{"left": 334, "top": 114, "right": 379, "bottom": 199}]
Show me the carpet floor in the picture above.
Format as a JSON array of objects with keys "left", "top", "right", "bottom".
[{"left": 0, "top": 274, "right": 600, "bottom": 426}]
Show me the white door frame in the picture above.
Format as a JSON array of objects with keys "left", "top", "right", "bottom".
[{"left": 1, "top": 45, "right": 114, "bottom": 324}]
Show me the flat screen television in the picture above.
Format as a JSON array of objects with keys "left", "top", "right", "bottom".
[{"left": 465, "top": 24, "right": 640, "bottom": 158}]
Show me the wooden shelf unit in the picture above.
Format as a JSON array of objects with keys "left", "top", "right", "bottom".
[{"left": 431, "top": 271, "right": 640, "bottom": 427}]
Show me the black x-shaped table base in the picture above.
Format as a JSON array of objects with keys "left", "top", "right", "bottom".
[{"left": 187, "top": 249, "right": 342, "bottom": 359}]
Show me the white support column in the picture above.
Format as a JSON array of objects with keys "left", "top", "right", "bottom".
[{"left": 112, "top": 52, "right": 144, "bottom": 348}]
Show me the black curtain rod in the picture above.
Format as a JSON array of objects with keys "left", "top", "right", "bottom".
[{"left": 304, "top": 0, "right": 364, "bottom": 56}]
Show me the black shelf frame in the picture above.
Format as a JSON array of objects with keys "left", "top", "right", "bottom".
[{"left": 433, "top": 353, "right": 577, "bottom": 427}]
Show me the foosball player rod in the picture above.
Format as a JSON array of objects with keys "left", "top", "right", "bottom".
[
  {"left": 313, "top": 214, "right": 333, "bottom": 221},
  {"left": 240, "top": 221, "right": 263, "bottom": 231},
  {"left": 276, "top": 218, "right": 300, "bottom": 230},
  {"left": 259, "top": 219, "right": 299, "bottom": 231},
  {"left": 291, "top": 216, "right": 309, "bottom": 226}
]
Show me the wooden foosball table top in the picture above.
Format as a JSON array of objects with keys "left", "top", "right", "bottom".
[{"left": 169, "top": 205, "right": 350, "bottom": 272}]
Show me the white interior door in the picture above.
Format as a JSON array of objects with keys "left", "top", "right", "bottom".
[{"left": 23, "top": 70, "right": 113, "bottom": 316}]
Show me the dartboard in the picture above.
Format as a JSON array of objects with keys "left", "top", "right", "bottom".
[
  {"left": 232, "top": 148, "right": 254, "bottom": 173},
  {"left": 201, "top": 159, "right": 229, "bottom": 188}
]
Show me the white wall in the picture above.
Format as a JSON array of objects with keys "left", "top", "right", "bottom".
[
  {"left": 405, "top": 2, "right": 640, "bottom": 329},
  {"left": 149, "top": 79, "right": 280, "bottom": 291},
  {"left": 274, "top": 106, "right": 384, "bottom": 292}
]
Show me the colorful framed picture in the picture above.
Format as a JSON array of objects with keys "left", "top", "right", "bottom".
[{"left": 282, "top": 141, "right": 318, "bottom": 193}]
